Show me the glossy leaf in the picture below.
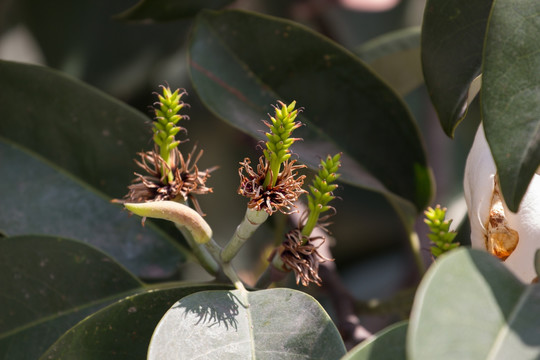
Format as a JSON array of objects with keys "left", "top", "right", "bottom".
[
  {"left": 421, "top": 0, "right": 493, "bottom": 136},
  {"left": 0, "top": 60, "right": 151, "bottom": 198},
  {"left": 115, "top": 0, "right": 234, "bottom": 22},
  {"left": 356, "top": 27, "right": 422, "bottom": 96},
  {"left": 189, "top": 9, "right": 432, "bottom": 212},
  {"left": 0, "top": 235, "right": 143, "bottom": 360},
  {"left": 341, "top": 321, "right": 407, "bottom": 360},
  {"left": 40, "top": 283, "right": 231, "bottom": 360},
  {"left": 0, "top": 139, "right": 187, "bottom": 277},
  {"left": 481, "top": 0, "right": 540, "bottom": 212},
  {"left": 148, "top": 288, "right": 346, "bottom": 359},
  {"left": 408, "top": 248, "right": 540, "bottom": 359}
]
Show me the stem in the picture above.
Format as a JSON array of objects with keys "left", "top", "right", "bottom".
[
  {"left": 301, "top": 209, "right": 320, "bottom": 239},
  {"left": 175, "top": 225, "right": 219, "bottom": 276},
  {"left": 221, "top": 208, "right": 269, "bottom": 263},
  {"left": 408, "top": 230, "right": 425, "bottom": 275},
  {"left": 203, "top": 238, "right": 247, "bottom": 292}
]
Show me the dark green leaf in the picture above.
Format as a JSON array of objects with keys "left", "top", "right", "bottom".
[
  {"left": 481, "top": 0, "right": 540, "bottom": 212},
  {"left": 356, "top": 27, "right": 422, "bottom": 96},
  {"left": 115, "top": 0, "right": 234, "bottom": 22},
  {"left": 0, "top": 60, "right": 152, "bottom": 198},
  {"left": 148, "top": 288, "right": 346, "bottom": 359},
  {"left": 421, "top": 0, "right": 493, "bottom": 136},
  {"left": 0, "top": 235, "right": 143, "bottom": 360},
  {"left": 40, "top": 283, "right": 232, "bottom": 360},
  {"left": 341, "top": 321, "right": 407, "bottom": 360},
  {"left": 0, "top": 138, "right": 187, "bottom": 277},
  {"left": 189, "top": 9, "right": 432, "bottom": 211},
  {"left": 408, "top": 248, "right": 540, "bottom": 359}
]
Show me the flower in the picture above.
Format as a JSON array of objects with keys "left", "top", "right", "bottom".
[
  {"left": 238, "top": 156, "right": 306, "bottom": 215},
  {"left": 464, "top": 123, "right": 540, "bottom": 282},
  {"left": 278, "top": 227, "right": 333, "bottom": 286},
  {"left": 121, "top": 145, "right": 215, "bottom": 215}
]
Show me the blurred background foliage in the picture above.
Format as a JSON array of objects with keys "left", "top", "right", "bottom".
[{"left": 0, "top": 0, "right": 479, "bottom": 333}]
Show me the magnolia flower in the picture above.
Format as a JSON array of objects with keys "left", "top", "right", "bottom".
[{"left": 464, "top": 123, "right": 540, "bottom": 282}]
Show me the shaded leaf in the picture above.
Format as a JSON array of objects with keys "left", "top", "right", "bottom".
[
  {"left": 421, "top": 0, "right": 493, "bottom": 136},
  {"left": 0, "top": 60, "right": 152, "bottom": 198},
  {"left": 481, "top": 0, "right": 540, "bottom": 212},
  {"left": 356, "top": 27, "right": 422, "bottom": 96},
  {"left": 341, "top": 321, "right": 407, "bottom": 360},
  {"left": 408, "top": 248, "right": 540, "bottom": 359},
  {"left": 0, "top": 138, "right": 187, "bottom": 277},
  {"left": 0, "top": 235, "right": 143, "bottom": 360},
  {"left": 115, "top": 0, "right": 234, "bottom": 22},
  {"left": 40, "top": 283, "right": 233, "bottom": 360},
  {"left": 148, "top": 288, "right": 346, "bottom": 359},
  {"left": 189, "top": 9, "right": 432, "bottom": 212}
]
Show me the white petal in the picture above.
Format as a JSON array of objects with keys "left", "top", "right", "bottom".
[{"left": 464, "top": 123, "right": 540, "bottom": 282}]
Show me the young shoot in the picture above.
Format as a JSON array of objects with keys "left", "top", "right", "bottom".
[
  {"left": 152, "top": 86, "right": 188, "bottom": 183},
  {"left": 424, "top": 205, "right": 459, "bottom": 257},
  {"left": 302, "top": 153, "right": 341, "bottom": 238},
  {"left": 262, "top": 101, "right": 301, "bottom": 188}
]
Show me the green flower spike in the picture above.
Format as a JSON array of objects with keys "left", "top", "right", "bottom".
[
  {"left": 424, "top": 205, "right": 459, "bottom": 257},
  {"left": 152, "top": 85, "right": 188, "bottom": 183},
  {"left": 262, "top": 101, "right": 302, "bottom": 188},
  {"left": 302, "top": 153, "right": 341, "bottom": 238}
]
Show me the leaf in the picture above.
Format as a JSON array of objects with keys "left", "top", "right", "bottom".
[
  {"left": 421, "top": 0, "right": 493, "bottom": 136},
  {"left": 408, "top": 248, "right": 540, "bottom": 359},
  {"left": 189, "top": 9, "right": 432, "bottom": 212},
  {"left": 0, "top": 235, "right": 143, "bottom": 360},
  {"left": 40, "top": 283, "right": 232, "bottom": 360},
  {"left": 147, "top": 288, "right": 346, "bottom": 359},
  {"left": 356, "top": 27, "right": 422, "bottom": 97},
  {"left": 341, "top": 321, "right": 407, "bottom": 360},
  {"left": 115, "top": 0, "right": 234, "bottom": 22},
  {"left": 0, "top": 138, "right": 187, "bottom": 277},
  {"left": 0, "top": 60, "right": 152, "bottom": 198},
  {"left": 481, "top": 0, "right": 540, "bottom": 212}
]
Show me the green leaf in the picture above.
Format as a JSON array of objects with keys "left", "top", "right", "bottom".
[
  {"left": 421, "top": 0, "right": 493, "bottom": 136},
  {"left": 481, "top": 0, "right": 540, "bottom": 212},
  {"left": 115, "top": 0, "right": 234, "bottom": 22},
  {"left": 408, "top": 248, "right": 540, "bottom": 359},
  {"left": 0, "top": 60, "right": 151, "bottom": 199},
  {"left": 356, "top": 27, "right": 422, "bottom": 97},
  {"left": 341, "top": 321, "right": 407, "bottom": 360},
  {"left": 0, "top": 235, "right": 143, "bottom": 360},
  {"left": 147, "top": 288, "right": 346, "bottom": 359},
  {"left": 40, "top": 283, "right": 232, "bottom": 360},
  {"left": 189, "top": 9, "right": 432, "bottom": 212},
  {"left": 0, "top": 138, "right": 187, "bottom": 277}
]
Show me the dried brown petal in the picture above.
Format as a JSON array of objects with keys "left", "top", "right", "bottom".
[
  {"left": 117, "top": 146, "right": 215, "bottom": 215},
  {"left": 238, "top": 156, "right": 306, "bottom": 215},
  {"left": 278, "top": 228, "right": 333, "bottom": 286}
]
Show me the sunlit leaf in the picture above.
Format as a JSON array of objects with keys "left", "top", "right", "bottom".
[
  {"left": 341, "top": 321, "right": 407, "bottom": 360},
  {"left": 408, "top": 248, "right": 540, "bottom": 359},
  {"left": 147, "top": 288, "right": 346, "bottom": 359}
]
